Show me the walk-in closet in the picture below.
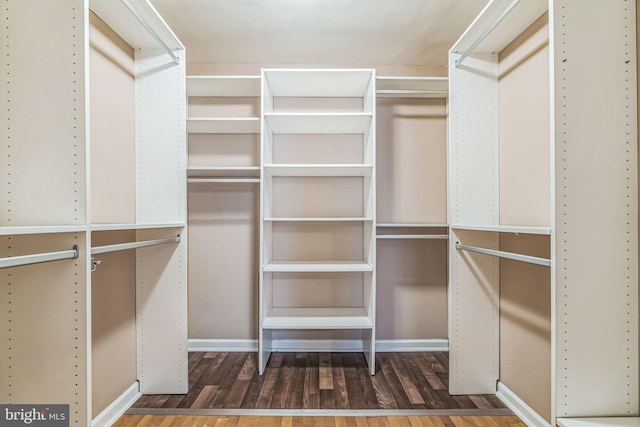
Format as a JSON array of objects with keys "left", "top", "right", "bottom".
[{"left": 2, "top": 1, "right": 639, "bottom": 427}]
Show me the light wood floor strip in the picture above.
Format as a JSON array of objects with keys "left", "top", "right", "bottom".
[{"left": 114, "top": 416, "right": 526, "bottom": 427}]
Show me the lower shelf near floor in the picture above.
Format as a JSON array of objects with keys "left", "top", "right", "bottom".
[{"left": 262, "top": 307, "right": 373, "bottom": 329}]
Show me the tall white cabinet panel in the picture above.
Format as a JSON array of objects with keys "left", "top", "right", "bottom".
[
  {"left": 260, "top": 69, "right": 376, "bottom": 375},
  {"left": 553, "top": 0, "right": 638, "bottom": 418},
  {"left": 448, "top": 0, "right": 638, "bottom": 424}
]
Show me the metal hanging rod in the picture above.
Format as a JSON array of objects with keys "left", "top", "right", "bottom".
[
  {"left": 455, "top": 0, "right": 521, "bottom": 67},
  {"left": 120, "top": 0, "right": 180, "bottom": 65},
  {"left": 0, "top": 246, "right": 79, "bottom": 269},
  {"left": 91, "top": 236, "right": 180, "bottom": 255},
  {"left": 456, "top": 242, "right": 550, "bottom": 267}
]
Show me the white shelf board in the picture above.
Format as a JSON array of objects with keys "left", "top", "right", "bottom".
[
  {"left": 451, "top": 224, "right": 551, "bottom": 235},
  {"left": 376, "top": 235, "right": 448, "bottom": 240},
  {"left": 186, "top": 75, "right": 261, "bottom": 97},
  {"left": 187, "top": 117, "right": 260, "bottom": 134},
  {"left": 264, "top": 164, "right": 373, "bottom": 177},
  {"left": 263, "top": 307, "right": 373, "bottom": 330},
  {"left": 558, "top": 419, "right": 640, "bottom": 427},
  {"left": 451, "top": 0, "right": 547, "bottom": 55},
  {"left": 263, "top": 261, "right": 373, "bottom": 272},
  {"left": 91, "top": 223, "right": 185, "bottom": 232},
  {"left": 376, "top": 76, "right": 448, "bottom": 98},
  {"left": 188, "top": 178, "right": 260, "bottom": 184},
  {"left": 90, "top": 0, "right": 183, "bottom": 51},
  {"left": 264, "top": 113, "right": 372, "bottom": 134},
  {"left": 265, "top": 217, "right": 373, "bottom": 222},
  {"left": 377, "top": 223, "right": 449, "bottom": 228},
  {"left": 187, "top": 166, "right": 260, "bottom": 178},
  {"left": 0, "top": 225, "right": 87, "bottom": 236},
  {"left": 263, "top": 69, "right": 374, "bottom": 97}
]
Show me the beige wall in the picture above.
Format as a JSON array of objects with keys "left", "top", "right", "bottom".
[
  {"left": 498, "top": 14, "right": 552, "bottom": 423},
  {"left": 89, "top": 12, "right": 135, "bottom": 224},
  {"left": 90, "top": 231, "right": 137, "bottom": 417},
  {"left": 89, "top": 13, "right": 137, "bottom": 417}
]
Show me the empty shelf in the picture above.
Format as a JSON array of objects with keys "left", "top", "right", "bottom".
[
  {"left": 377, "top": 223, "right": 449, "bottom": 228},
  {"left": 263, "top": 261, "right": 373, "bottom": 272},
  {"left": 264, "top": 113, "right": 372, "bottom": 134},
  {"left": 91, "top": 223, "right": 185, "bottom": 231},
  {"left": 263, "top": 69, "right": 374, "bottom": 97},
  {"left": 187, "top": 117, "right": 260, "bottom": 134},
  {"left": 377, "top": 235, "right": 448, "bottom": 240},
  {"left": 376, "top": 76, "right": 448, "bottom": 98},
  {"left": 451, "top": 224, "right": 551, "bottom": 235},
  {"left": 187, "top": 166, "right": 260, "bottom": 178},
  {"left": 264, "top": 217, "right": 372, "bottom": 222},
  {"left": 264, "top": 164, "right": 373, "bottom": 177},
  {"left": 0, "top": 225, "right": 87, "bottom": 235},
  {"left": 263, "top": 308, "right": 373, "bottom": 330},
  {"left": 557, "top": 419, "right": 640, "bottom": 427},
  {"left": 186, "top": 75, "right": 261, "bottom": 97}
]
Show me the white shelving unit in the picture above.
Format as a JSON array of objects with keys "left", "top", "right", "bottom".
[
  {"left": 186, "top": 75, "right": 262, "bottom": 182},
  {"left": 448, "top": 0, "right": 637, "bottom": 425},
  {"left": 1, "top": 0, "right": 187, "bottom": 425},
  {"left": 260, "top": 69, "right": 376, "bottom": 375}
]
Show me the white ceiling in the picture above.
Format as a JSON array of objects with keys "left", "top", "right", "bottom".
[{"left": 149, "top": 0, "right": 490, "bottom": 67}]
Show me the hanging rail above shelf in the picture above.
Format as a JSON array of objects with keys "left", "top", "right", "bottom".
[
  {"left": 91, "top": 236, "right": 181, "bottom": 255},
  {"left": 120, "top": 0, "right": 180, "bottom": 65},
  {"left": 0, "top": 246, "right": 79, "bottom": 269},
  {"left": 455, "top": 0, "right": 521, "bottom": 67},
  {"left": 456, "top": 242, "right": 550, "bottom": 267}
]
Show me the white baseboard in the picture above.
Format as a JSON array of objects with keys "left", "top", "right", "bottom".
[
  {"left": 496, "top": 382, "right": 551, "bottom": 427},
  {"left": 92, "top": 381, "right": 141, "bottom": 427},
  {"left": 188, "top": 338, "right": 448, "bottom": 352}
]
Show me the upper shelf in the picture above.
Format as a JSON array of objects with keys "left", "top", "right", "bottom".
[
  {"left": 263, "top": 69, "right": 374, "bottom": 98},
  {"left": 451, "top": 224, "right": 552, "bottom": 235},
  {"left": 264, "top": 113, "right": 372, "bottom": 134},
  {"left": 187, "top": 166, "right": 260, "bottom": 178},
  {"left": 264, "top": 164, "right": 373, "bottom": 177},
  {"left": 91, "top": 223, "right": 185, "bottom": 232},
  {"left": 186, "top": 76, "right": 261, "bottom": 97},
  {"left": 376, "top": 76, "right": 448, "bottom": 98},
  {"left": 450, "top": 0, "right": 547, "bottom": 56},
  {"left": 90, "top": 0, "right": 184, "bottom": 52},
  {"left": 0, "top": 225, "right": 87, "bottom": 236}
]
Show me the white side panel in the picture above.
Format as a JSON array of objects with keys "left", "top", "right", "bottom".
[
  {"left": 553, "top": 0, "right": 638, "bottom": 417},
  {"left": 0, "top": 0, "right": 87, "bottom": 227},
  {"left": 136, "top": 229, "right": 187, "bottom": 393},
  {"left": 448, "top": 53, "right": 499, "bottom": 226},
  {"left": 448, "top": 229, "right": 499, "bottom": 394},
  {"left": 135, "top": 49, "right": 186, "bottom": 225}
]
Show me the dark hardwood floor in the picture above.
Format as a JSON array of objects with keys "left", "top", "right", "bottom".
[
  {"left": 132, "top": 352, "right": 506, "bottom": 410},
  {"left": 115, "top": 415, "right": 526, "bottom": 427}
]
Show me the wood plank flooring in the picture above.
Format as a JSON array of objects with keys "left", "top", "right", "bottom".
[
  {"left": 132, "top": 352, "right": 506, "bottom": 411},
  {"left": 114, "top": 415, "right": 526, "bottom": 427}
]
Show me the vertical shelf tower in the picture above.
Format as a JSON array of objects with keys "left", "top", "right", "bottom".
[
  {"left": 259, "top": 69, "right": 377, "bottom": 374},
  {"left": 1, "top": 0, "right": 186, "bottom": 425}
]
